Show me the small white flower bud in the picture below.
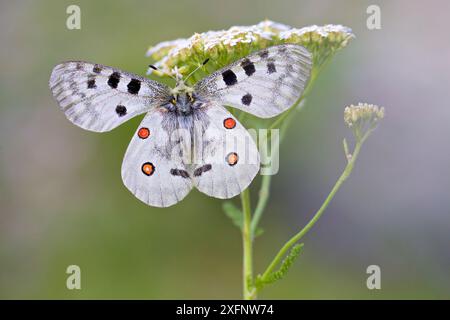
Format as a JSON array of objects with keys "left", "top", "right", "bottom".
[{"left": 344, "top": 103, "right": 385, "bottom": 129}]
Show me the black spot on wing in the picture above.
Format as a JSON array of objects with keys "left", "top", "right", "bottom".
[
  {"left": 222, "top": 70, "right": 237, "bottom": 86},
  {"left": 93, "top": 65, "right": 102, "bottom": 74},
  {"left": 87, "top": 78, "right": 96, "bottom": 89},
  {"left": 108, "top": 72, "right": 121, "bottom": 89},
  {"left": 127, "top": 79, "right": 141, "bottom": 95},
  {"left": 241, "top": 93, "right": 252, "bottom": 106},
  {"left": 241, "top": 59, "right": 256, "bottom": 76},
  {"left": 170, "top": 168, "right": 190, "bottom": 178},
  {"left": 194, "top": 164, "right": 212, "bottom": 177},
  {"left": 267, "top": 62, "right": 277, "bottom": 74},
  {"left": 259, "top": 49, "right": 269, "bottom": 58},
  {"left": 115, "top": 105, "right": 127, "bottom": 117}
]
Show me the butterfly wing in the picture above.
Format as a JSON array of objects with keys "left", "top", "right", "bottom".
[
  {"left": 192, "top": 102, "right": 260, "bottom": 199},
  {"left": 195, "top": 44, "right": 312, "bottom": 118},
  {"left": 49, "top": 61, "right": 171, "bottom": 132},
  {"left": 121, "top": 108, "right": 193, "bottom": 207}
]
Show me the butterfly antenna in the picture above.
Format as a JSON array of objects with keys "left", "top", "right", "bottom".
[
  {"left": 184, "top": 58, "right": 210, "bottom": 82},
  {"left": 148, "top": 64, "right": 177, "bottom": 82}
]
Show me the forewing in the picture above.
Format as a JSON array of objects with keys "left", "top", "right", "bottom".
[
  {"left": 195, "top": 44, "right": 312, "bottom": 118},
  {"left": 192, "top": 103, "right": 260, "bottom": 199},
  {"left": 121, "top": 109, "right": 193, "bottom": 207},
  {"left": 49, "top": 61, "right": 171, "bottom": 132}
]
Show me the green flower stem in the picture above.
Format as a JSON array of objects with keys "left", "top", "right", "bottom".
[
  {"left": 250, "top": 174, "right": 271, "bottom": 238},
  {"left": 240, "top": 56, "right": 340, "bottom": 299},
  {"left": 257, "top": 131, "right": 368, "bottom": 289},
  {"left": 240, "top": 188, "right": 254, "bottom": 300},
  {"left": 243, "top": 96, "right": 304, "bottom": 298}
]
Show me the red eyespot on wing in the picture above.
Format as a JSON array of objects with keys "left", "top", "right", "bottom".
[
  {"left": 141, "top": 162, "right": 155, "bottom": 176},
  {"left": 226, "top": 152, "right": 239, "bottom": 166},
  {"left": 137, "top": 127, "right": 150, "bottom": 139},
  {"left": 223, "top": 117, "right": 236, "bottom": 129}
]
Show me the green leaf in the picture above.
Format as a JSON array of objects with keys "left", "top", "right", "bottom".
[
  {"left": 222, "top": 201, "right": 243, "bottom": 230},
  {"left": 254, "top": 227, "right": 264, "bottom": 238}
]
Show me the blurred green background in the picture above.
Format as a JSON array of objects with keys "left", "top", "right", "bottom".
[{"left": 1, "top": 0, "right": 449, "bottom": 299}]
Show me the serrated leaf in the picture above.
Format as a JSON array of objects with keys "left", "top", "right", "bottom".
[{"left": 256, "top": 243, "right": 304, "bottom": 288}]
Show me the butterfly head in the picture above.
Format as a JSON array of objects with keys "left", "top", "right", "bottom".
[
  {"left": 150, "top": 59, "right": 210, "bottom": 114},
  {"left": 169, "top": 84, "right": 201, "bottom": 114}
]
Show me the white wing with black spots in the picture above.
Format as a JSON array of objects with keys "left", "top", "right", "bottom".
[
  {"left": 192, "top": 102, "right": 260, "bottom": 199},
  {"left": 49, "top": 61, "right": 171, "bottom": 132},
  {"left": 49, "top": 44, "right": 311, "bottom": 207},
  {"left": 121, "top": 109, "right": 193, "bottom": 207},
  {"left": 194, "top": 44, "right": 312, "bottom": 118}
]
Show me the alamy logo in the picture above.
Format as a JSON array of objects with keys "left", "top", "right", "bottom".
[
  {"left": 366, "top": 5, "right": 381, "bottom": 30},
  {"left": 366, "top": 265, "right": 381, "bottom": 290},
  {"left": 66, "top": 5, "right": 81, "bottom": 30},
  {"left": 66, "top": 265, "right": 81, "bottom": 290}
]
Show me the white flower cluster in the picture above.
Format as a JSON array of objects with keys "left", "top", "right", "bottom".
[
  {"left": 344, "top": 103, "right": 385, "bottom": 128},
  {"left": 280, "top": 24, "right": 354, "bottom": 44},
  {"left": 146, "top": 20, "right": 354, "bottom": 80},
  {"left": 146, "top": 20, "right": 290, "bottom": 58},
  {"left": 280, "top": 24, "right": 353, "bottom": 39}
]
